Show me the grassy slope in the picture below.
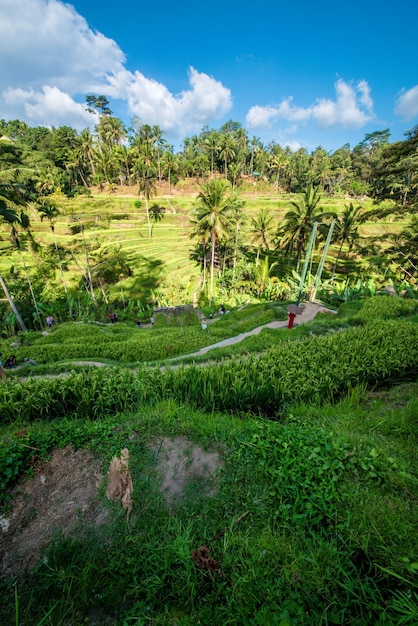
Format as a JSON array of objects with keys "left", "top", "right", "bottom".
[
  {"left": 0, "top": 386, "right": 416, "bottom": 625},
  {"left": 0, "top": 187, "right": 408, "bottom": 305},
  {"left": 0, "top": 296, "right": 417, "bottom": 624}
]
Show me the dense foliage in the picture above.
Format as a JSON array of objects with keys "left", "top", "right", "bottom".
[{"left": 0, "top": 297, "right": 417, "bottom": 624}]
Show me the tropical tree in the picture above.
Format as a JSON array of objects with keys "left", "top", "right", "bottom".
[
  {"left": 278, "top": 185, "right": 334, "bottom": 272},
  {"left": 268, "top": 147, "right": 289, "bottom": 190},
  {"left": 79, "top": 128, "right": 96, "bottom": 179},
  {"left": 220, "top": 135, "right": 236, "bottom": 178},
  {"left": 254, "top": 256, "right": 278, "bottom": 296},
  {"left": 203, "top": 131, "right": 220, "bottom": 178},
  {"left": 249, "top": 136, "right": 262, "bottom": 176},
  {"left": 133, "top": 161, "right": 157, "bottom": 237},
  {"left": 161, "top": 149, "right": 178, "bottom": 192},
  {"left": 250, "top": 208, "right": 276, "bottom": 262},
  {"left": 331, "top": 202, "right": 365, "bottom": 278},
  {"left": 0, "top": 179, "right": 43, "bottom": 325},
  {"left": 36, "top": 199, "right": 70, "bottom": 302},
  {"left": 192, "top": 179, "right": 234, "bottom": 304}
]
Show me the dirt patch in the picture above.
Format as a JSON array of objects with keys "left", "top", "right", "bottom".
[
  {"left": 151, "top": 437, "right": 223, "bottom": 505},
  {"left": 0, "top": 439, "right": 223, "bottom": 577},
  {"left": 0, "top": 446, "right": 107, "bottom": 577}
]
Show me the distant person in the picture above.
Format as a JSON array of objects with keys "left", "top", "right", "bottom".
[
  {"left": 220, "top": 304, "right": 225, "bottom": 315},
  {"left": 4, "top": 355, "right": 17, "bottom": 369},
  {"left": 136, "top": 319, "right": 142, "bottom": 328},
  {"left": 109, "top": 312, "right": 117, "bottom": 323},
  {"left": 150, "top": 316, "right": 154, "bottom": 326},
  {"left": 46, "top": 315, "right": 55, "bottom": 328},
  {"left": 24, "top": 357, "right": 37, "bottom": 366}
]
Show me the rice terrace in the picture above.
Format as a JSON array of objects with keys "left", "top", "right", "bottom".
[{"left": 0, "top": 117, "right": 418, "bottom": 625}]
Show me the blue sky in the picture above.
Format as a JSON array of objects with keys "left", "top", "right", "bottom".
[{"left": 1, "top": 0, "right": 417, "bottom": 152}]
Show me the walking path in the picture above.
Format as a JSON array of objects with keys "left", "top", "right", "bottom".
[
  {"left": 170, "top": 301, "right": 337, "bottom": 360},
  {"left": 14, "top": 301, "right": 336, "bottom": 380}
]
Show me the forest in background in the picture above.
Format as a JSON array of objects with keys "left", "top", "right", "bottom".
[{"left": 0, "top": 98, "right": 417, "bottom": 332}]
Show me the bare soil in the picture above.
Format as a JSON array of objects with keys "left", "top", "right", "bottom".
[
  {"left": 1, "top": 439, "right": 223, "bottom": 576},
  {"left": 150, "top": 436, "right": 223, "bottom": 506},
  {"left": 0, "top": 447, "right": 106, "bottom": 576}
]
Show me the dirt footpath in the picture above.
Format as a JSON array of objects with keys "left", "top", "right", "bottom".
[{"left": 176, "top": 301, "right": 337, "bottom": 359}]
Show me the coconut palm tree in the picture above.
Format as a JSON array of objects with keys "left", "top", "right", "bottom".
[
  {"left": 250, "top": 208, "right": 276, "bottom": 262},
  {"left": 0, "top": 181, "right": 42, "bottom": 326},
  {"left": 79, "top": 128, "right": 96, "bottom": 179},
  {"left": 220, "top": 135, "right": 236, "bottom": 179},
  {"left": 255, "top": 256, "right": 278, "bottom": 296},
  {"left": 193, "top": 179, "right": 234, "bottom": 305},
  {"left": 36, "top": 199, "right": 71, "bottom": 303},
  {"left": 133, "top": 161, "right": 157, "bottom": 237},
  {"left": 278, "top": 185, "right": 334, "bottom": 272},
  {"left": 331, "top": 202, "right": 365, "bottom": 278},
  {"left": 161, "top": 149, "right": 178, "bottom": 193},
  {"left": 203, "top": 131, "right": 221, "bottom": 178}
]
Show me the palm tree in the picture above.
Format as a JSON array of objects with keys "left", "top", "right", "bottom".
[
  {"left": 203, "top": 131, "right": 220, "bottom": 178},
  {"left": 228, "top": 161, "right": 243, "bottom": 190},
  {"left": 255, "top": 256, "right": 278, "bottom": 296},
  {"left": 79, "top": 128, "right": 96, "bottom": 179},
  {"left": 36, "top": 199, "right": 71, "bottom": 303},
  {"left": 269, "top": 150, "right": 289, "bottom": 190},
  {"left": 189, "top": 219, "right": 211, "bottom": 290},
  {"left": 162, "top": 149, "right": 178, "bottom": 193},
  {"left": 133, "top": 161, "right": 157, "bottom": 237},
  {"left": 193, "top": 179, "right": 234, "bottom": 305},
  {"left": 0, "top": 275, "right": 27, "bottom": 332},
  {"left": 0, "top": 181, "right": 42, "bottom": 327},
  {"left": 278, "top": 185, "right": 334, "bottom": 272},
  {"left": 114, "top": 145, "right": 133, "bottom": 186},
  {"left": 331, "top": 202, "right": 365, "bottom": 278},
  {"left": 249, "top": 208, "right": 276, "bottom": 262},
  {"left": 97, "top": 115, "right": 126, "bottom": 150},
  {"left": 220, "top": 135, "right": 236, "bottom": 179},
  {"left": 151, "top": 125, "right": 164, "bottom": 182}
]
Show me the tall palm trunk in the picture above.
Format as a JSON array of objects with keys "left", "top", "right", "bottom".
[
  {"left": 146, "top": 198, "right": 152, "bottom": 238},
  {"left": 51, "top": 227, "right": 72, "bottom": 316},
  {"left": 210, "top": 230, "right": 216, "bottom": 306},
  {"left": 80, "top": 220, "right": 97, "bottom": 303},
  {"left": 0, "top": 275, "right": 27, "bottom": 332},
  {"left": 20, "top": 254, "right": 43, "bottom": 329}
]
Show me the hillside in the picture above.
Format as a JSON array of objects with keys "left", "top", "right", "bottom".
[{"left": 0, "top": 295, "right": 417, "bottom": 624}]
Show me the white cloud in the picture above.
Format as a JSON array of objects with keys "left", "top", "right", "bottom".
[
  {"left": 246, "top": 79, "right": 375, "bottom": 131},
  {"left": 245, "top": 105, "right": 278, "bottom": 128},
  {"left": 4, "top": 86, "right": 94, "bottom": 129},
  {"left": 0, "top": 0, "right": 125, "bottom": 93},
  {"left": 0, "top": 0, "right": 232, "bottom": 134},
  {"left": 113, "top": 66, "right": 232, "bottom": 137},
  {"left": 395, "top": 85, "right": 418, "bottom": 120},
  {"left": 283, "top": 141, "right": 302, "bottom": 152}
]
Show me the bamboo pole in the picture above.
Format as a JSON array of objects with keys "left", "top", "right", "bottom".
[
  {"left": 310, "top": 220, "right": 336, "bottom": 302},
  {"left": 296, "top": 222, "right": 318, "bottom": 306}
]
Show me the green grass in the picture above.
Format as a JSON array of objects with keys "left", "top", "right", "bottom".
[
  {"left": 0, "top": 190, "right": 409, "bottom": 308},
  {"left": 0, "top": 296, "right": 417, "bottom": 624},
  {"left": 0, "top": 384, "right": 417, "bottom": 625}
]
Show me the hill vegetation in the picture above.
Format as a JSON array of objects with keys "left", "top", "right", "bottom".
[
  {"left": 0, "top": 296, "right": 417, "bottom": 624},
  {"left": 0, "top": 110, "right": 417, "bottom": 332},
  {"left": 0, "top": 109, "right": 417, "bottom": 624}
]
